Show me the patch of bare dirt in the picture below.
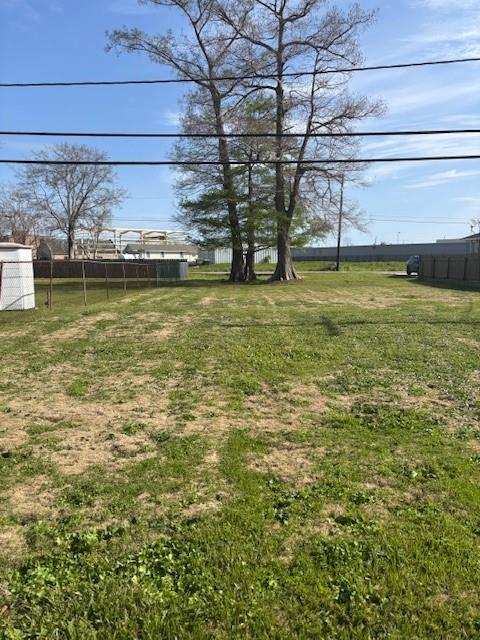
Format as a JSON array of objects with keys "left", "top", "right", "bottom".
[
  {"left": 467, "top": 440, "right": 480, "bottom": 453},
  {"left": 147, "top": 326, "right": 175, "bottom": 340},
  {"left": 52, "top": 428, "right": 156, "bottom": 476},
  {"left": 0, "top": 411, "right": 29, "bottom": 451},
  {"left": 1, "top": 387, "right": 171, "bottom": 475},
  {"left": 204, "top": 449, "right": 219, "bottom": 466},
  {"left": 41, "top": 312, "right": 118, "bottom": 343},
  {"left": 0, "top": 527, "right": 25, "bottom": 561},
  {"left": 250, "top": 444, "right": 321, "bottom": 486},
  {"left": 241, "top": 385, "right": 330, "bottom": 435},
  {"left": 8, "top": 476, "right": 58, "bottom": 518},
  {"left": 361, "top": 503, "right": 391, "bottom": 523},
  {"left": 199, "top": 295, "right": 216, "bottom": 306},
  {"left": 182, "top": 500, "right": 220, "bottom": 519}
]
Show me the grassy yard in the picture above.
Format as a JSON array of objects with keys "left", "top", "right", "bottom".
[
  {"left": 1, "top": 272, "right": 479, "bottom": 638},
  {"left": 194, "top": 260, "right": 405, "bottom": 273}
]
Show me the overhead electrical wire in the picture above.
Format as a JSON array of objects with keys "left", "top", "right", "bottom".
[
  {"left": 1, "top": 56, "right": 479, "bottom": 88},
  {"left": 112, "top": 216, "right": 473, "bottom": 222},
  {"left": 2, "top": 155, "right": 480, "bottom": 166},
  {"left": 1, "top": 128, "right": 479, "bottom": 138},
  {"left": 368, "top": 218, "right": 471, "bottom": 225}
]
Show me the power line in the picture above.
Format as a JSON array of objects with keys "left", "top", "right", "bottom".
[
  {"left": 1, "top": 155, "right": 480, "bottom": 166},
  {"left": 110, "top": 216, "right": 468, "bottom": 223},
  {"left": 1, "top": 56, "right": 479, "bottom": 88},
  {"left": 2, "top": 129, "right": 480, "bottom": 139},
  {"left": 369, "top": 218, "right": 469, "bottom": 225}
]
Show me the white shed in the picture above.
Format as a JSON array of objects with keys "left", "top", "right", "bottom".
[{"left": 0, "top": 243, "right": 35, "bottom": 311}]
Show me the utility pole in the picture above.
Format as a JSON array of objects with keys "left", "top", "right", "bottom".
[{"left": 335, "top": 174, "right": 345, "bottom": 272}]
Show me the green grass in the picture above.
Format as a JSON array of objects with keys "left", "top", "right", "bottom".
[
  {"left": 0, "top": 272, "right": 479, "bottom": 638},
  {"left": 194, "top": 260, "right": 405, "bottom": 273}
]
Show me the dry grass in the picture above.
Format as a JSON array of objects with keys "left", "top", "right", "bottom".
[
  {"left": 250, "top": 445, "right": 320, "bottom": 486},
  {"left": 7, "top": 476, "right": 58, "bottom": 518},
  {"left": 0, "top": 527, "right": 25, "bottom": 563}
]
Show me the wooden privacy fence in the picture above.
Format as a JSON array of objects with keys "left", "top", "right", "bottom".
[{"left": 420, "top": 255, "right": 480, "bottom": 282}]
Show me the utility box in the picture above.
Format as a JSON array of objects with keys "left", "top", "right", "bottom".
[
  {"left": 156, "top": 260, "right": 188, "bottom": 281},
  {"left": 0, "top": 243, "right": 35, "bottom": 311}
]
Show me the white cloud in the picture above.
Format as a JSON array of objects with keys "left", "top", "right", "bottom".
[
  {"left": 453, "top": 197, "right": 480, "bottom": 203},
  {"left": 405, "top": 169, "right": 480, "bottom": 189},
  {"left": 362, "top": 131, "right": 480, "bottom": 158},
  {"left": 160, "top": 110, "right": 181, "bottom": 127},
  {"left": 413, "top": 0, "right": 479, "bottom": 8},
  {"left": 375, "top": 78, "right": 480, "bottom": 117}
]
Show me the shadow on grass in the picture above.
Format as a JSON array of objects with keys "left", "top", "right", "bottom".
[
  {"left": 405, "top": 277, "right": 480, "bottom": 293},
  {"left": 206, "top": 316, "right": 480, "bottom": 329}
]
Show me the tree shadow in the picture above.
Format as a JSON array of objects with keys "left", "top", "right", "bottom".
[
  {"left": 208, "top": 316, "right": 480, "bottom": 329},
  {"left": 396, "top": 276, "right": 480, "bottom": 293}
]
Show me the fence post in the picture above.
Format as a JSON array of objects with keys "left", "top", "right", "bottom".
[
  {"left": 81, "top": 260, "right": 87, "bottom": 306},
  {"left": 122, "top": 262, "right": 127, "bottom": 294},
  {"left": 49, "top": 260, "right": 53, "bottom": 309},
  {"left": 136, "top": 264, "right": 140, "bottom": 288},
  {"left": 104, "top": 262, "right": 110, "bottom": 301}
]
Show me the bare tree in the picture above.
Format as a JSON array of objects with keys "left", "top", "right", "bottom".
[
  {"left": 16, "top": 144, "right": 126, "bottom": 259},
  {"left": 108, "top": 0, "right": 252, "bottom": 282},
  {"left": 172, "top": 89, "right": 278, "bottom": 281},
  {"left": 0, "top": 184, "right": 41, "bottom": 245},
  {"left": 218, "top": 0, "right": 384, "bottom": 280}
]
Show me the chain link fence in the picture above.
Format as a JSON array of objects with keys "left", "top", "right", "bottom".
[{"left": 0, "top": 259, "right": 188, "bottom": 311}]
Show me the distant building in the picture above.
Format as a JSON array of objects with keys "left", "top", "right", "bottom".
[
  {"left": 121, "top": 243, "right": 199, "bottom": 263},
  {"left": 36, "top": 237, "right": 119, "bottom": 260},
  {"left": 465, "top": 232, "right": 480, "bottom": 254},
  {"left": 199, "top": 247, "right": 278, "bottom": 264},
  {"left": 291, "top": 234, "right": 478, "bottom": 263}
]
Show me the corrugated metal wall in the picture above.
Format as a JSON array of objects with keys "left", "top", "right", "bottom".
[
  {"left": 291, "top": 242, "right": 469, "bottom": 262},
  {"left": 200, "top": 242, "right": 472, "bottom": 265},
  {"left": 199, "top": 248, "right": 278, "bottom": 264}
]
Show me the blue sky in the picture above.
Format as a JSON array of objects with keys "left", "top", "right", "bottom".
[{"left": 0, "top": 0, "right": 479, "bottom": 246}]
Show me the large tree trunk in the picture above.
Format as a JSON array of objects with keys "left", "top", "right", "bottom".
[
  {"left": 245, "top": 239, "right": 257, "bottom": 282},
  {"left": 244, "top": 163, "right": 257, "bottom": 282},
  {"left": 270, "top": 219, "right": 298, "bottom": 281},
  {"left": 211, "top": 90, "right": 245, "bottom": 283},
  {"left": 269, "top": 23, "right": 299, "bottom": 283},
  {"left": 245, "top": 248, "right": 257, "bottom": 281},
  {"left": 230, "top": 246, "right": 246, "bottom": 282},
  {"left": 67, "top": 229, "right": 75, "bottom": 260}
]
